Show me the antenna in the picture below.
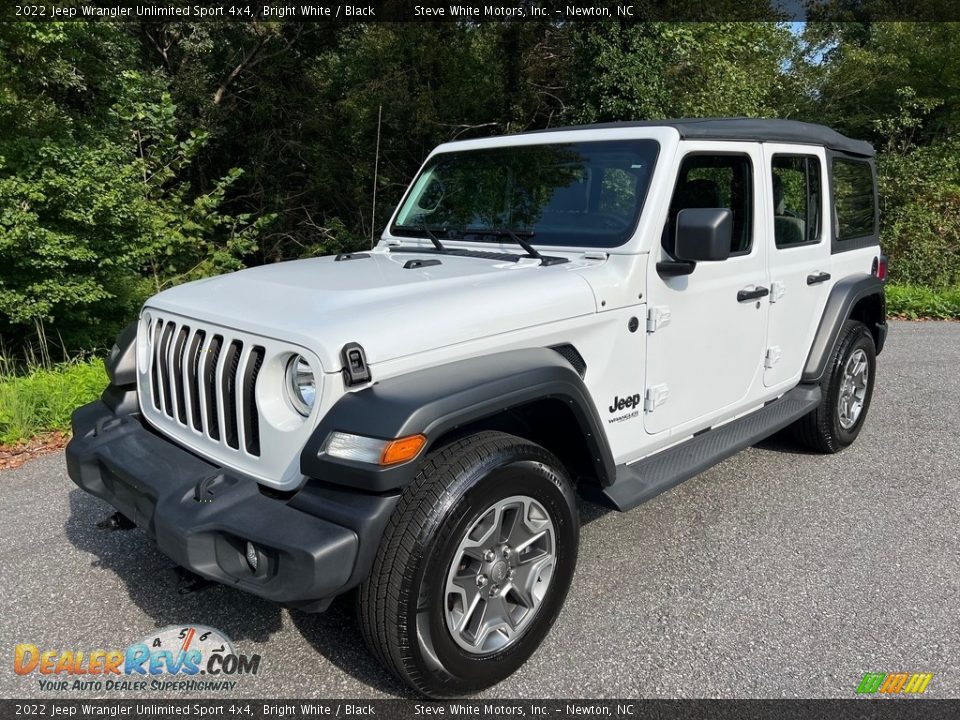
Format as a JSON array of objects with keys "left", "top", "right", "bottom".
[{"left": 370, "top": 104, "right": 382, "bottom": 249}]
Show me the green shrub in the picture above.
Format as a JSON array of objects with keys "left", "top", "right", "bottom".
[
  {"left": 878, "top": 135, "right": 960, "bottom": 290},
  {"left": 886, "top": 284, "right": 960, "bottom": 321},
  {"left": 0, "top": 358, "right": 106, "bottom": 445}
]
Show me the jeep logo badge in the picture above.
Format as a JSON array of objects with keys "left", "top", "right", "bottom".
[{"left": 609, "top": 394, "right": 642, "bottom": 413}]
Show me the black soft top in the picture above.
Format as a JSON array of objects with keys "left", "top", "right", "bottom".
[{"left": 526, "top": 118, "right": 874, "bottom": 157}]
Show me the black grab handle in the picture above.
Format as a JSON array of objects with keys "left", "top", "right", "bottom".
[{"left": 737, "top": 286, "right": 770, "bottom": 302}]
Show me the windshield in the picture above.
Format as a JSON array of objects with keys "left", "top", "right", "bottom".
[{"left": 391, "top": 140, "right": 659, "bottom": 248}]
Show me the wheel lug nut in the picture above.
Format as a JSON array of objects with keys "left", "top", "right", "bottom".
[
  {"left": 484, "top": 550, "right": 496, "bottom": 562},
  {"left": 502, "top": 547, "right": 511, "bottom": 559},
  {"left": 490, "top": 584, "right": 500, "bottom": 596},
  {"left": 476, "top": 574, "right": 488, "bottom": 588}
]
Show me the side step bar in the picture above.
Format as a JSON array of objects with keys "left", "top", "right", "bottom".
[{"left": 589, "top": 384, "right": 822, "bottom": 512}]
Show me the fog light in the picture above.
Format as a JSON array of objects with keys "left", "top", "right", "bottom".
[{"left": 245, "top": 542, "right": 259, "bottom": 572}]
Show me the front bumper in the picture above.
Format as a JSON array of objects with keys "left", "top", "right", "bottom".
[{"left": 66, "top": 401, "right": 367, "bottom": 611}]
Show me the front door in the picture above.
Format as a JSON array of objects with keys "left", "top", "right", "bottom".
[{"left": 644, "top": 143, "right": 770, "bottom": 436}]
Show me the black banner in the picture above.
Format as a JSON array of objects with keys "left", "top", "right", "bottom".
[
  {"left": 3, "top": 700, "right": 960, "bottom": 720},
  {"left": 4, "top": 0, "right": 960, "bottom": 23}
]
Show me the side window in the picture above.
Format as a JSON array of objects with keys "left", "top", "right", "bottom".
[
  {"left": 771, "top": 155, "right": 822, "bottom": 247},
  {"left": 832, "top": 158, "right": 876, "bottom": 240},
  {"left": 662, "top": 154, "right": 753, "bottom": 256}
]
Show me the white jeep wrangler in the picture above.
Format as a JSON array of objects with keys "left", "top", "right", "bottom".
[{"left": 68, "top": 119, "right": 887, "bottom": 697}]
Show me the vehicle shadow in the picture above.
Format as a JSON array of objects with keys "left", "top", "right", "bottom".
[
  {"left": 66, "top": 487, "right": 411, "bottom": 693},
  {"left": 288, "top": 598, "right": 411, "bottom": 696},
  {"left": 753, "top": 428, "right": 822, "bottom": 456},
  {"left": 572, "top": 431, "right": 817, "bottom": 525},
  {"left": 64, "top": 488, "right": 284, "bottom": 643},
  {"left": 578, "top": 497, "right": 612, "bottom": 526}
]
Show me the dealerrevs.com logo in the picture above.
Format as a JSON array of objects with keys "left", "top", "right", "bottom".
[
  {"left": 13, "top": 625, "right": 261, "bottom": 692},
  {"left": 856, "top": 672, "right": 933, "bottom": 695}
]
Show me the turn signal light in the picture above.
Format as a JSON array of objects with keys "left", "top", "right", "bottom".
[
  {"left": 380, "top": 434, "right": 427, "bottom": 465},
  {"left": 323, "top": 431, "right": 428, "bottom": 465}
]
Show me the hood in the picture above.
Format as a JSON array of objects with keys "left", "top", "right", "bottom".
[{"left": 145, "top": 249, "right": 599, "bottom": 371}]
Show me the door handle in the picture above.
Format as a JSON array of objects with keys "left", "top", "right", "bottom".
[
  {"left": 807, "top": 271, "right": 831, "bottom": 285},
  {"left": 737, "top": 286, "right": 770, "bottom": 302}
]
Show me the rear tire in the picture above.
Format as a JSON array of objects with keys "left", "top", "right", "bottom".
[
  {"left": 357, "top": 431, "right": 578, "bottom": 698},
  {"left": 792, "top": 319, "right": 876, "bottom": 453}
]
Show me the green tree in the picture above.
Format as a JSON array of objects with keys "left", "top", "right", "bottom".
[
  {"left": 568, "top": 23, "right": 796, "bottom": 122},
  {"left": 0, "top": 23, "right": 261, "bottom": 356}
]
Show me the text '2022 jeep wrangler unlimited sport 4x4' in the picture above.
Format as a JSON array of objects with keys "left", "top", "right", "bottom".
[{"left": 68, "top": 119, "right": 887, "bottom": 697}]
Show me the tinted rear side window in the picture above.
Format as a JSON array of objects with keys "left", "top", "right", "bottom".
[
  {"left": 832, "top": 158, "right": 876, "bottom": 241},
  {"left": 772, "top": 155, "right": 822, "bottom": 247}
]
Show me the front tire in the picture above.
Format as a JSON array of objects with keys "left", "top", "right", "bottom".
[
  {"left": 792, "top": 319, "right": 877, "bottom": 453},
  {"left": 357, "top": 431, "right": 578, "bottom": 697}
]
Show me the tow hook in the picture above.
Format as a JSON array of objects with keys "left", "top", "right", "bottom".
[
  {"left": 175, "top": 567, "right": 214, "bottom": 595},
  {"left": 96, "top": 512, "right": 136, "bottom": 531}
]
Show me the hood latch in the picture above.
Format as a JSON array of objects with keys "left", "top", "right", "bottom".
[{"left": 341, "top": 342, "right": 372, "bottom": 386}]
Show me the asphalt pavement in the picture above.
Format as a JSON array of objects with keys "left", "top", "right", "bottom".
[{"left": 1, "top": 320, "right": 958, "bottom": 699}]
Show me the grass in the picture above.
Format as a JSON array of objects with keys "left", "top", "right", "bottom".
[
  {"left": 0, "top": 358, "right": 107, "bottom": 446},
  {"left": 886, "top": 284, "right": 960, "bottom": 320}
]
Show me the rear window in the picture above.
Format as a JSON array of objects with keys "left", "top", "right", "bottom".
[{"left": 832, "top": 158, "right": 876, "bottom": 240}]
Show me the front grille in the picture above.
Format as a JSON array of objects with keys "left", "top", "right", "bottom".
[{"left": 147, "top": 316, "right": 264, "bottom": 457}]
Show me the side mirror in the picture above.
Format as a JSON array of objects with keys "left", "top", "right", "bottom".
[{"left": 674, "top": 208, "right": 733, "bottom": 262}]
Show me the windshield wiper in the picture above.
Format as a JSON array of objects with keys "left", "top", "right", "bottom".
[
  {"left": 463, "top": 227, "right": 545, "bottom": 263},
  {"left": 501, "top": 229, "right": 545, "bottom": 262},
  {"left": 393, "top": 223, "right": 459, "bottom": 249},
  {"left": 419, "top": 224, "right": 448, "bottom": 252},
  {"left": 395, "top": 225, "right": 567, "bottom": 266}
]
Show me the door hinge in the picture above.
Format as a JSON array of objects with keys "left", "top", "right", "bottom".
[
  {"left": 646, "top": 305, "right": 671, "bottom": 333},
  {"left": 644, "top": 384, "right": 670, "bottom": 412},
  {"left": 764, "top": 346, "right": 782, "bottom": 369},
  {"left": 770, "top": 281, "right": 786, "bottom": 303}
]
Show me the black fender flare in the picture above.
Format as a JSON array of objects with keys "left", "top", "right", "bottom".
[
  {"left": 803, "top": 274, "right": 886, "bottom": 383},
  {"left": 105, "top": 321, "right": 138, "bottom": 387},
  {"left": 300, "top": 347, "right": 616, "bottom": 492},
  {"left": 102, "top": 321, "right": 140, "bottom": 415}
]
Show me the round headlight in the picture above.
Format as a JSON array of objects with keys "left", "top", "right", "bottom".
[{"left": 285, "top": 355, "right": 316, "bottom": 417}]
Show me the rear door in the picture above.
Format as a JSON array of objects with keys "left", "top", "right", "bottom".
[
  {"left": 762, "top": 144, "right": 832, "bottom": 388},
  {"left": 644, "top": 143, "right": 770, "bottom": 436}
]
